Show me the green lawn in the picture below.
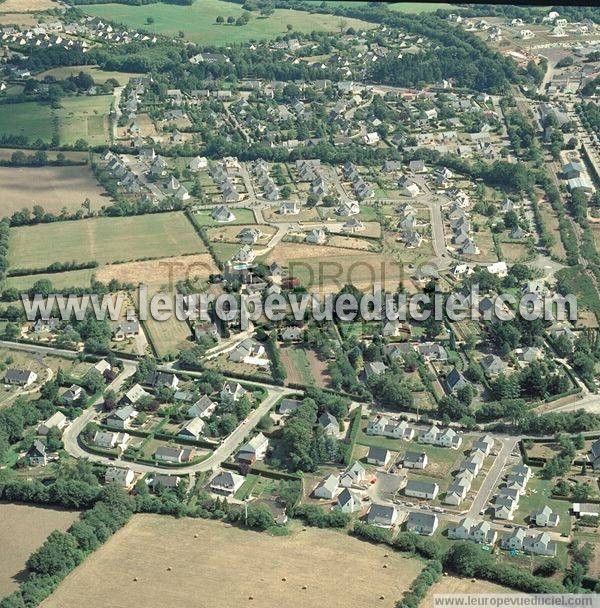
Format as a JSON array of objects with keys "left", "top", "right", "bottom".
[
  {"left": 6, "top": 268, "right": 95, "bottom": 292},
  {"left": 194, "top": 208, "right": 256, "bottom": 227},
  {"left": 9, "top": 212, "right": 204, "bottom": 270},
  {"left": 0, "top": 102, "right": 54, "bottom": 144},
  {"left": 513, "top": 474, "right": 572, "bottom": 536},
  {"left": 281, "top": 345, "right": 314, "bottom": 386},
  {"left": 82, "top": 0, "right": 374, "bottom": 45}
]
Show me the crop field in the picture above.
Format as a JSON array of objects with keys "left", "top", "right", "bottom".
[
  {"left": 36, "top": 65, "right": 141, "bottom": 86},
  {"left": 82, "top": 0, "right": 374, "bottom": 45},
  {"left": 41, "top": 515, "right": 423, "bottom": 608},
  {"left": 280, "top": 345, "right": 315, "bottom": 386},
  {"left": 0, "top": 165, "right": 110, "bottom": 218},
  {"left": 0, "top": 502, "right": 79, "bottom": 597},
  {"left": 0, "top": 0, "right": 56, "bottom": 11},
  {"left": 8, "top": 212, "right": 204, "bottom": 270}
]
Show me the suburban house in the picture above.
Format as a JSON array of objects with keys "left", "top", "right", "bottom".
[
  {"left": 63, "top": 384, "right": 85, "bottom": 403},
  {"left": 105, "top": 467, "right": 135, "bottom": 488},
  {"left": 473, "top": 435, "right": 495, "bottom": 456},
  {"left": 4, "top": 368, "right": 38, "bottom": 387},
  {"left": 144, "top": 371, "right": 179, "bottom": 390},
  {"left": 406, "top": 512, "right": 438, "bottom": 535},
  {"left": 444, "top": 478, "right": 471, "bottom": 506},
  {"left": 37, "top": 411, "right": 67, "bottom": 436},
  {"left": 418, "top": 425, "right": 462, "bottom": 449},
  {"left": 501, "top": 527, "right": 526, "bottom": 551},
  {"left": 178, "top": 417, "right": 205, "bottom": 440},
  {"left": 221, "top": 381, "right": 247, "bottom": 403},
  {"left": 366, "top": 446, "right": 391, "bottom": 467},
  {"left": 228, "top": 338, "right": 267, "bottom": 366},
  {"left": 187, "top": 395, "right": 217, "bottom": 419},
  {"left": 93, "top": 430, "right": 130, "bottom": 451},
  {"left": 403, "top": 451, "right": 428, "bottom": 469},
  {"left": 27, "top": 440, "right": 48, "bottom": 466},
  {"left": 589, "top": 439, "right": 600, "bottom": 470},
  {"left": 278, "top": 398, "right": 301, "bottom": 416},
  {"left": 318, "top": 412, "right": 338, "bottom": 436},
  {"left": 149, "top": 475, "right": 181, "bottom": 492},
  {"left": 210, "top": 471, "right": 245, "bottom": 495},
  {"left": 404, "top": 480, "right": 439, "bottom": 500},
  {"left": 155, "top": 446, "right": 194, "bottom": 464},
  {"left": 364, "top": 361, "right": 388, "bottom": 377},
  {"left": 106, "top": 405, "right": 138, "bottom": 430},
  {"left": 336, "top": 488, "right": 363, "bottom": 513},
  {"left": 448, "top": 518, "right": 497, "bottom": 545},
  {"left": 237, "top": 432, "right": 269, "bottom": 464},
  {"left": 111, "top": 319, "right": 140, "bottom": 341},
  {"left": 494, "top": 495, "right": 519, "bottom": 520},
  {"left": 212, "top": 205, "right": 235, "bottom": 223},
  {"left": 367, "top": 504, "right": 399, "bottom": 528},
  {"left": 530, "top": 506, "right": 560, "bottom": 527},
  {"left": 523, "top": 532, "right": 557, "bottom": 556},
  {"left": 366, "top": 415, "right": 414, "bottom": 440},
  {"left": 460, "top": 450, "right": 485, "bottom": 477},
  {"left": 340, "top": 460, "right": 366, "bottom": 487},
  {"left": 314, "top": 474, "right": 340, "bottom": 499},
  {"left": 445, "top": 368, "right": 468, "bottom": 393},
  {"left": 121, "top": 383, "right": 149, "bottom": 406}
]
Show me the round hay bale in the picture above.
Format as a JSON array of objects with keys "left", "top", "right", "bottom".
[
  {"left": 133, "top": 577, "right": 138, "bottom": 582},
  {"left": 383, "top": 564, "right": 387, "bottom": 568},
  {"left": 282, "top": 577, "right": 287, "bottom": 582},
  {"left": 302, "top": 585, "right": 308, "bottom": 590},
  {"left": 167, "top": 567, "right": 172, "bottom": 571},
  {"left": 380, "top": 596, "right": 385, "bottom": 600}
]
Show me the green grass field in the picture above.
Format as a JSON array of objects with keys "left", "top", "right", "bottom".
[
  {"left": 0, "top": 101, "right": 54, "bottom": 143},
  {"left": 82, "top": 0, "right": 374, "bottom": 45},
  {"left": 194, "top": 207, "right": 256, "bottom": 227},
  {"left": 0, "top": 96, "right": 112, "bottom": 146},
  {"left": 56, "top": 96, "right": 112, "bottom": 146},
  {"left": 6, "top": 268, "right": 95, "bottom": 292},
  {"left": 9, "top": 212, "right": 204, "bottom": 270}
]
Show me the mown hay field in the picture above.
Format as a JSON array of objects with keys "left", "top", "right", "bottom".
[
  {"left": 41, "top": 515, "right": 423, "bottom": 608},
  {"left": 0, "top": 502, "right": 79, "bottom": 597}
]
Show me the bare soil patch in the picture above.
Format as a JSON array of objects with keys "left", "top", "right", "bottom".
[
  {"left": 41, "top": 515, "right": 423, "bottom": 608},
  {"left": 0, "top": 502, "right": 80, "bottom": 597}
]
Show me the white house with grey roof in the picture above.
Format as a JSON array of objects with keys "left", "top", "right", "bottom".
[
  {"left": 404, "top": 480, "right": 439, "bottom": 500},
  {"left": 107, "top": 405, "right": 138, "bottom": 429},
  {"left": 340, "top": 460, "right": 366, "bottom": 488},
  {"left": 336, "top": 488, "right": 363, "bottom": 513},
  {"left": 406, "top": 512, "right": 438, "bottom": 535},
  {"left": 367, "top": 504, "right": 400, "bottom": 528},
  {"left": 210, "top": 470, "right": 245, "bottom": 495},
  {"left": 366, "top": 446, "right": 391, "bottom": 467},
  {"left": 530, "top": 506, "right": 560, "bottom": 527},
  {"left": 4, "top": 368, "right": 37, "bottom": 387},
  {"left": 313, "top": 474, "right": 340, "bottom": 499},
  {"left": 37, "top": 411, "right": 67, "bottom": 436}
]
